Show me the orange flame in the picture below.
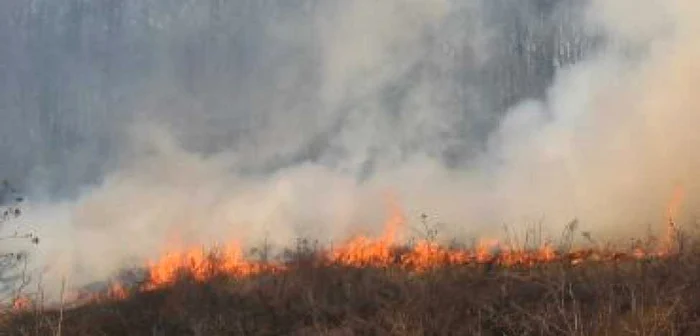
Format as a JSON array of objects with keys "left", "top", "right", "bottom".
[
  {"left": 144, "top": 242, "right": 280, "bottom": 291},
  {"left": 107, "top": 282, "right": 129, "bottom": 300},
  {"left": 330, "top": 195, "right": 405, "bottom": 267},
  {"left": 84, "top": 192, "right": 681, "bottom": 305},
  {"left": 662, "top": 185, "right": 685, "bottom": 253},
  {"left": 11, "top": 296, "right": 31, "bottom": 311},
  {"left": 667, "top": 185, "right": 685, "bottom": 221}
]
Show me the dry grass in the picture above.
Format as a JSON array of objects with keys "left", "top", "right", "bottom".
[{"left": 3, "top": 242, "right": 700, "bottom": 336}]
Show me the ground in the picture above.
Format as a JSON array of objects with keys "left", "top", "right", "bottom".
[{"left": 4, "top": 243, "right": 700, "bottom": 335}]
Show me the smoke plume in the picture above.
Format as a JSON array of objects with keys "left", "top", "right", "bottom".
[{"left": 1, "top": 0, "right": 698, "bottom": 299}]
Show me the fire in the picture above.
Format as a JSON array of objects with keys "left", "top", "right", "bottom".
[
  {"left": 107, "top": 282, "right": 129, "bottom": 300},
  {"left": 2, "top": 187, "right": 688, "bottom": 315},
  {"left": 475, "top": 239, "right": 500, "bottom": 263},
  {"left": 11, "top": 296, "right": 31, "bottom": 311},
  {"left": 327, "top": 202, "right": 629, "bottom": 271},
  {"left": 138, "top": 196, "right": 671, "bottom": 288},
  {"left": 14, "top": 191, "right": 677, "bottom": 310},
  {"left": 663, "top": 185, "right": 684, "bottom": 253},
  {"left": 330, "top": 196, "right": 405, "bottom": 267},
  {"left": 330, "top": 236, "right": 395, "bottom": 267},
  {"left": 144, "top": 242, "right": 280, "bottom": 291},
  {"left": 400, "top": 241, "right": 469, "bottom": 271},
  {"left": 667, "top": 185, "right": 685, "bottom": 221}
]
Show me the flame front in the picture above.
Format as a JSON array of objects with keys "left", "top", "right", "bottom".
[
  {"left": 659, "top": 185, "right": 685, "bottom": 254},
  {"left": 330, "top": 196, "right": 405, "bottom": 267},
  {"left": 62, "top": 194, "right": 680, "bottom": 308},
  {"left": 141, "top": 199, "right": 669, "bottom": 289},
  {"left": 11, "top": 296, "right": 31, "bottom": 311},
  {"left": 144, "top": 242, "right": 280, "bottom": 291}
]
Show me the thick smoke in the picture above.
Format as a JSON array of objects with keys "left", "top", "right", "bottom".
[
  {"left": 1, "top": 0, "right": 698, "bottom": 299},
  {"left": 488, "top": 0, "right": 700, "bottom": 236}
]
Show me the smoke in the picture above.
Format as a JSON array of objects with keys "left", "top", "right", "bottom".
[
  {"left": 487, "top": 0, "right": 700, "bottom": 236},
  {"left": 2, "top": 0, "right": 699, "bottom": 299}
]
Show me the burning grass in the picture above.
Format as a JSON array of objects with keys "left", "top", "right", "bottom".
[
  {"left": 4, "top": 242, "right": 700, "bottom": 335},
  {"left": 1, "top": 190, "right": 693, "bottom": 334},
  {"left": 3, "top": 223, "right": 699, "bottom": 336}
]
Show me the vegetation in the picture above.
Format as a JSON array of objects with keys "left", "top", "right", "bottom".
[
  {"left": 1, "top": 185, "right": 693, "bottom": 335},
  {"left": 0, "top": 181, "right": 39, "bottom": 310},
  {"left": 3, "top": 236, "right": 700, "bottom": 335}
]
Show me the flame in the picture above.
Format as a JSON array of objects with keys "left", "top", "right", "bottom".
[
  {"left": 328, "top": 204, "right": 600, "bottom": 271},
  {"left": 382, "top": 194, "right": 405, "bottom": 245},
  {"left": 400, "top": 241, "right": 469, "bottom": 271},
  {"left": 144, "top": 242, "right": 280, "bottom": 291},
  {"left": 667, "top": 185, "right": 685, "bottom": 220},
  {"left": 11, "top": 296, "right": 31, "bottom": 311},
  {"left": 141, "top": 195, "right": 671, "bottom": 287},
  {"left": 330, "top": 196, "right": 405, "bottom": 267},
  {"left": 663, "top": 185, "right": 685, "bottom": 253},
  {"left": 6, "top": 189, "right": 677, "bottom": 312},
  {"left": 69, "top": 192, "right": 682, "bottom": 306},
  {"left": 107, "top": 282, "right": 129, "bottom": 300}
]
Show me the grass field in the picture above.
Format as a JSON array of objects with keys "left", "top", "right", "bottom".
[{"left": 3, "top": 232, "right": 700, "bottom": 336}]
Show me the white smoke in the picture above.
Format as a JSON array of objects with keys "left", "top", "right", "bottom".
[
  {"left": 4, "top": 0, "right": 700, "bottom": 300},
  {"left": 486, "top": 0, "right": 700, "bottom": 236}
]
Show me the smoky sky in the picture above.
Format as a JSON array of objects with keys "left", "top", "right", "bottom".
[
  {"left": 0, "top": 0, "right": 595, "bottom": 198},
  {"left": 3, "top": 0, "right": 700, "bottom": 302}
]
